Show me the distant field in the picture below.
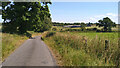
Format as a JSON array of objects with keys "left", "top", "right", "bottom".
[
  {"left": 52, "top": 25, "right": 118, "bottom": 32},
  {"left": 44, "top": 31, "right": 119, "bottom": 66}
]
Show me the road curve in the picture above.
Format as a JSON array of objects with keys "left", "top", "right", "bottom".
[{"left": 2, "top": 36, "right": 56, "bottom": 66}]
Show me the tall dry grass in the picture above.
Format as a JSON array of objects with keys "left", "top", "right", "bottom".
[
  {"left": 45, "top": 32, "right": 119, "bottom": 66},
  {"left": 2, "top": 33, "right": 28, "bottom": 61}
]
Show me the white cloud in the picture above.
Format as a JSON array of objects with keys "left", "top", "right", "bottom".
[
  {"left": 106, "top": 13, "right": 117, "bottom": 17},
  {"left": 85, "top": 13, "right": 118, "bottom": 24},
  {"left": 65, "top": 13, "right": 118, "bottom": 23},
  {"left": 61, "top": 13, "right": 118, "bottom": 23}
]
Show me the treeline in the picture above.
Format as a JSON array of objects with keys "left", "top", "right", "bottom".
[
  {"left": 2, "top": 2, "right": 52, "bottom": 34},
  {"left": 52, "top": 22, "right": 94, "bottom": 26},
  {"left": 53, "top": 17, "right": 116, "bottom": 32}
]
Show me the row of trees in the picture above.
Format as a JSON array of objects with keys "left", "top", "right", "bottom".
[
  {"left": 80, "top": 17, "right": 116, "bottom": 32},
  {"left": 53, "top": 17, "right": 116, "bottom": 32},
  {"left": 2, "top": 2, "right": 52, "bottom": 34},
  {"left": 52, "top": 22, "right": 93, "bottom": 26}
]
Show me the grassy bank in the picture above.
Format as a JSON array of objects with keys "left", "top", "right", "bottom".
[
  {"left": 44, "top": 31, "right": 119, "bottom": 66},
  {"left": 2, "top": 33, "right": 28, "bottom": 61},
  {"left": 2, "top": 31, "right": 42, "bottom": 61}
]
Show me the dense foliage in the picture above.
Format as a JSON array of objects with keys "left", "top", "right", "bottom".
[
  {"left": 2, "top": 2, "right": 52, "bottom": 34},
  {"left": 96, "top": 17, "right": 116, "bottom": 32},
  {"left": 52, "top": 22, "right": 93, "bottom": 26}
]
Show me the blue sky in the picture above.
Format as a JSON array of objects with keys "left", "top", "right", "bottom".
[
  {"left": 0, "top": 2, "right": 118, "bottom": 24},
  {"left": 49, "top": 2, "right": 118, "bottom": 23}
]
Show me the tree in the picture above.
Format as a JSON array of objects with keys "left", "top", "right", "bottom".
[
  {"left": 33, "top": 2, "right": 52, "bottom": 32},
  {"left": 2, "top": 2, "right": 31, "bottom": 34},
  {"left": 2, "top": 1, "right": 52, "bottom": 34},
  {"left": 80, "top": 22, "right": 86, "bottom": 31},
  {"left": 73, "top": 23, "right": 80, "bottom": 25},
  {"left": 96, "top": 17, "right": 116, "bottom": 32}
]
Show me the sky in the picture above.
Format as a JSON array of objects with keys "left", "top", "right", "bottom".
[
  {"left": 0, "top": 2, "right": 118, "bottom": 24},
  {"left": 49, "top": 2, "right": 118, "bottom": 23},
  {"left": 0, "top": 6, "right": 3, "bottom": 23}
]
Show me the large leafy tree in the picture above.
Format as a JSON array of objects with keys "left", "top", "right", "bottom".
[
  {"left": 96, "top": 17, "right": 116, "bottom": 32},
  {"left": 29, "top": 2, "right": 52, "bottom": 32},
  {"left": 2, "top": 2, "right": 31, "bottom": 34},
  {"left": 2, "top": 1, "right": 52, "bottom": 34}
]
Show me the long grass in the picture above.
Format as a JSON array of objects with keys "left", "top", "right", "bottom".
[
  {"left": 0, "top": 24, "right": 1, "bottom": 62},
  {"left": 44, "top": 31, "right": 119, "bottom": 66},
  {"left": 2, "top": 33, "right": 28, "bottom": 61}
]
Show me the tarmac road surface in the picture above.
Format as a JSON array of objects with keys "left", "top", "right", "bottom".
[{"left": 2, "top": 36, "right": 56, "bottom": 66}]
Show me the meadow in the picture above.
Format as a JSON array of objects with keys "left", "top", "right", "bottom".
[{"left": 43, "top": 26, "right": 119, "bottom": 66}]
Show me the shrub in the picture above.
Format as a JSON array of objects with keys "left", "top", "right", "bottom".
[
  {"left": 41, "top": 36, "right": 44, "bottom": 41},
  {"left": 93, "top": 28, "right": 97, "bottom": 30},
  {"left": 96, "top": 29, "right": 101, "bottom": 32},
  {"left": 52, "top": 27, "right": 57, "bottom": 31},
  {"left": 86, "top": 28, "right": 97, "bottom": 31},
  {"left": 46, "top": 31, "right": 56, "bottom": 37}
]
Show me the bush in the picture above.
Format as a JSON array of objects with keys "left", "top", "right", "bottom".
[
  {"left": 60, "top": 29, "right": 64, "bottom": 32},
  {"left": 46, "top": 32, "right": 56, "bottom": 37},
  {"left": 41, "top": 36, "right": 44, "bottom": 41},
  {"left": 96, "top": 29, "right": 101, "bottom": 32},
  {"left": 86, "top": 28, "right": 97, "bottom": 31},
  {"left": 52, "top": 27, "right": 57, "bottom": 31},
  {"left": 93, "top": 28, "right": 97, "bottom": 30}
]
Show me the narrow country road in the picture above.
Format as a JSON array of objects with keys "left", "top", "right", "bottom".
[{"left": 2, "top": 36, "right": 56, "bottom": 66}]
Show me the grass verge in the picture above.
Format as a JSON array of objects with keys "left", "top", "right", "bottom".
[
  {"left": 44, "top": 31, "right": 119, "bottom": 66},
  {"left": 2, "top": 33, "right": 28, "bottom": 61}
]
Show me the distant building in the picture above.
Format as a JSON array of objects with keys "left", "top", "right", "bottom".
[{"left": 86, "top": 24, "right": 91, "bottom": 27}]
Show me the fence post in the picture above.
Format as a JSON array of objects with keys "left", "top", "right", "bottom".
[
  {"left": 105, "top": 40, "right": 109, "bottom": 50},
  {"left": 105, "top": 40, "right": 109, "bottom": 63},
  {"left": 116, "top": 54, "right": 120, "bottom": 68}
]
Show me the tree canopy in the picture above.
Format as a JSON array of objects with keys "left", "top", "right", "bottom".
[
  {"left": 2, "top": 2, "right": 52, "bottom": 34},
  {"left": 96, "top": 17, "right": 116, "bottom": 32}
]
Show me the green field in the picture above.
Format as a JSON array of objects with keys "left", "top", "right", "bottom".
[
  {"left": 51, "top": 25, "right": 118, "bottom": 33},
  {"left": 44, "top": 31, "right": 119, "bottom": 66}
]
